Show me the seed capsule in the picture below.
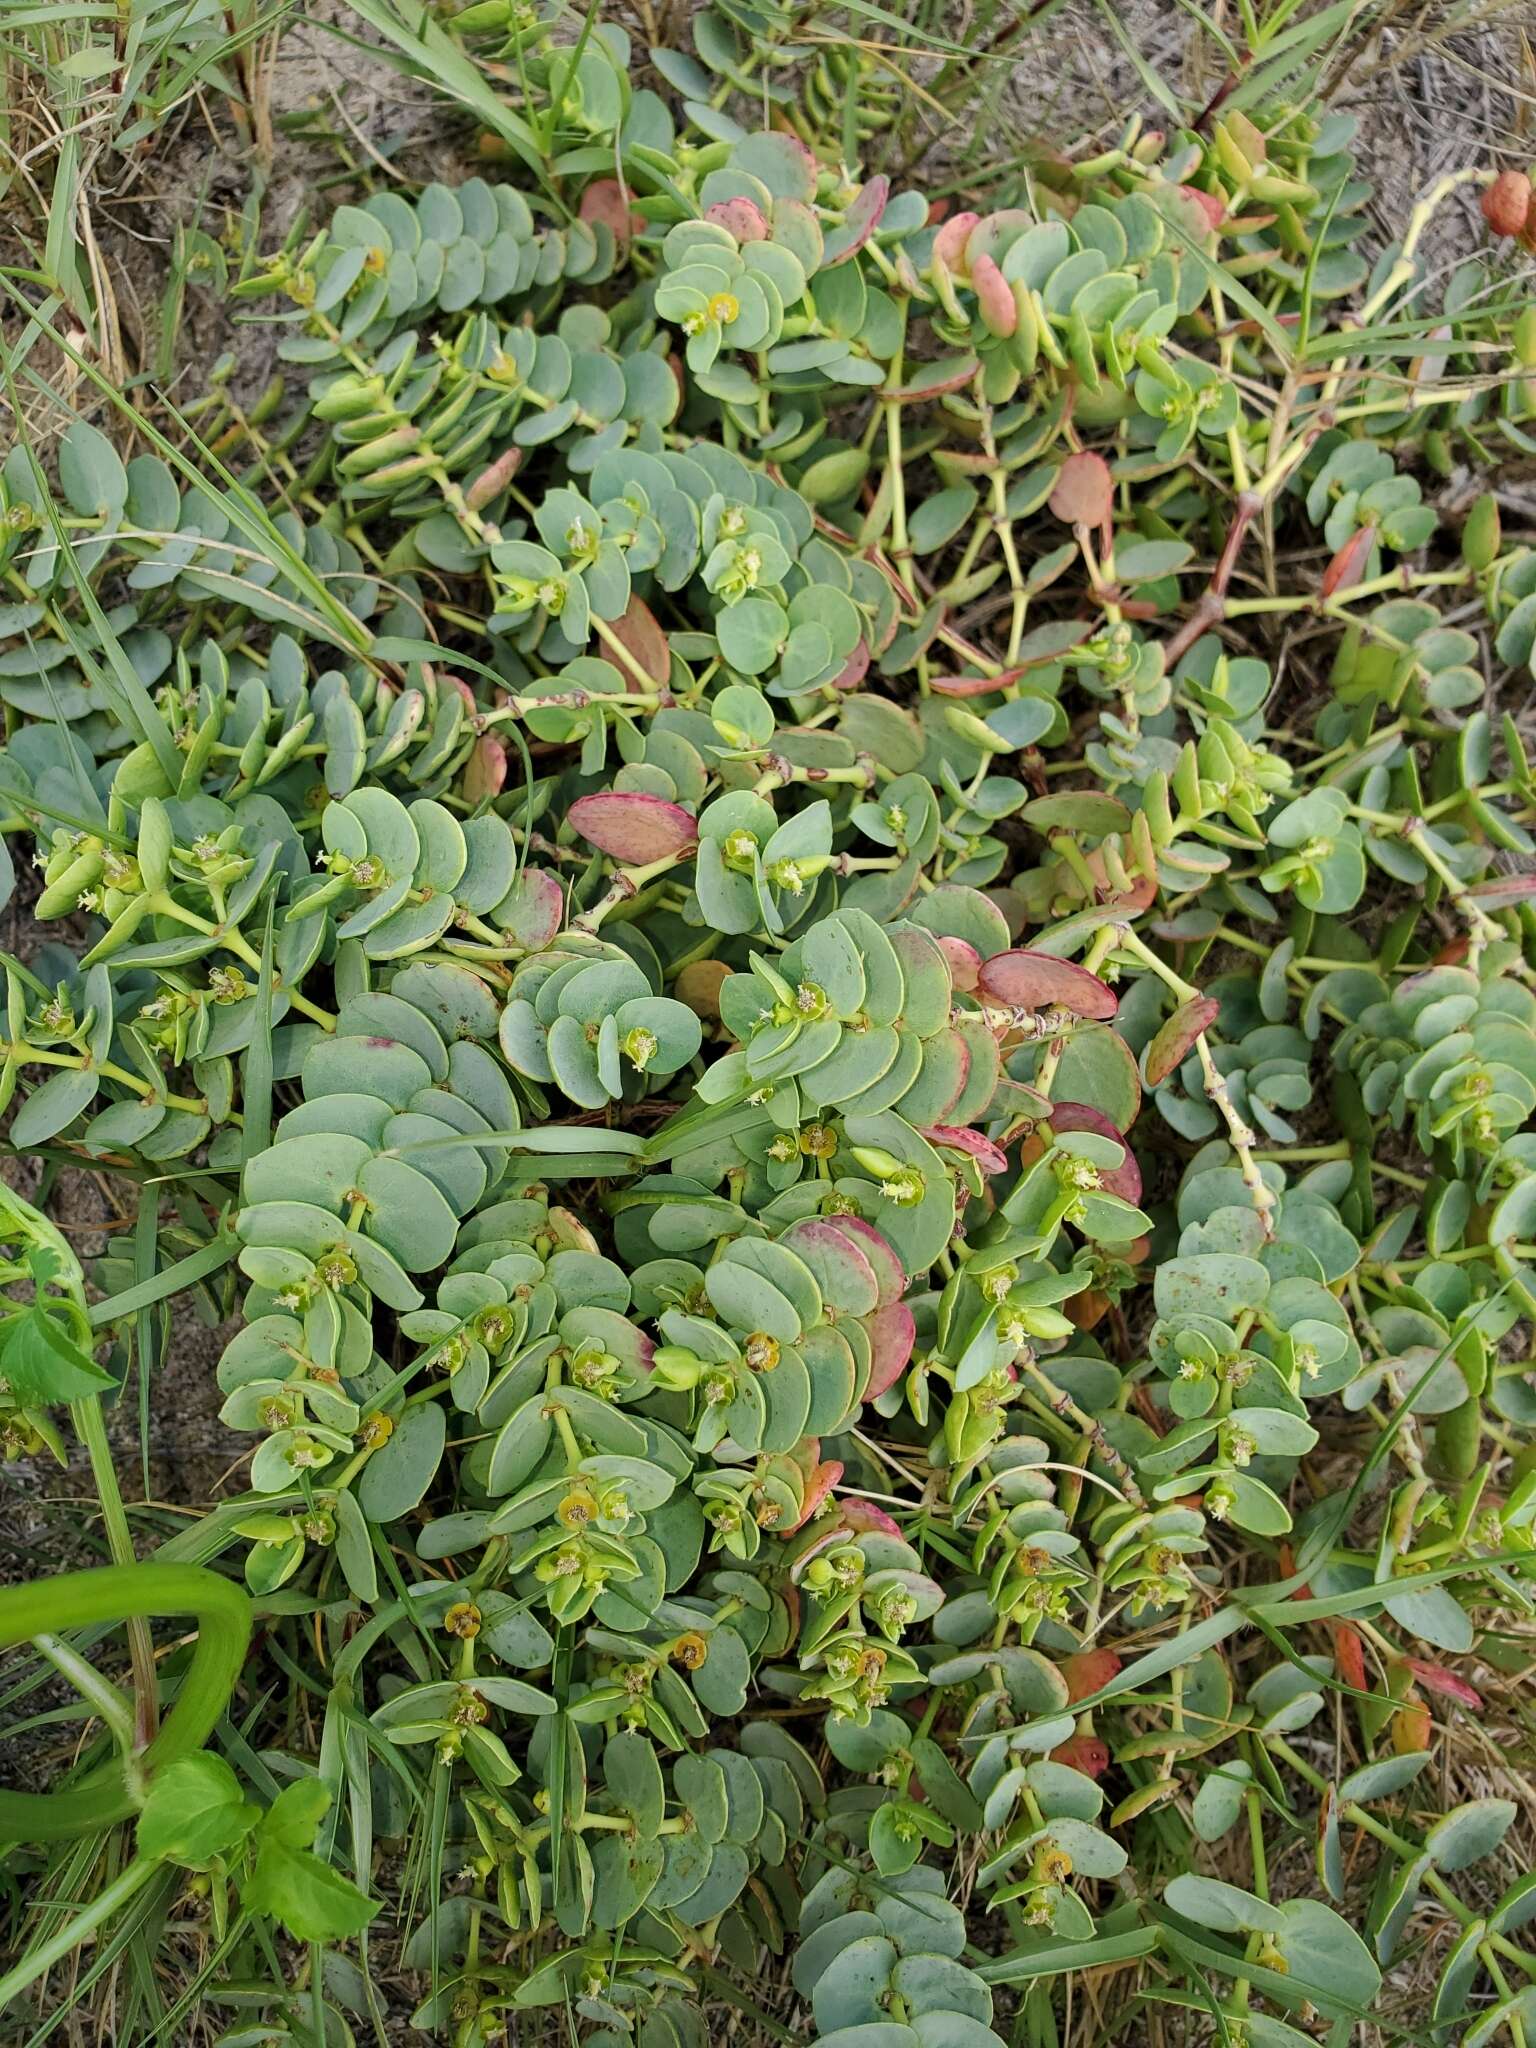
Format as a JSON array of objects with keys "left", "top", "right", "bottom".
[{"left": 1482, "top": 170, "right": 1531, "bottom": 238}]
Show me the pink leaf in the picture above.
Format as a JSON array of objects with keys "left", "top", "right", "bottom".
[
  {"left": 831, "top": 640, "right": 871, "bottom": 691},
  {"left": 1142, "top": 994, "right": 1220, "bottom": 1087},
  {"left": 705, "top": 197, "right": 769, "bottom": 243},
  {"left": 605, "top": 593, "right": 670, "bottom": 686},
  {"left": 1179, "top": 184, "right": 1226, "bottom": 232},
  {"left": 787, "top": 1459, "right": 844, "bottom": 1532},
  {"left": 1049, "top": 450, "right": 1114, "bottom": 528},
  {"left": 889, "top": 355, "right": 982, "bottom": 402},
  {"left": 839, "top": 1497, "right": 902, "bottom": 1536},
  {"left": 978, "top": 949, "right": 1119, "bottom": 1020},
  {"left": 935, "top": 936, "right": 981, "bottom": 992},
  {"left": 498, "top": 868, "right": 564, "bottom": 951},
  {"left": 465, "top": 444, "right": 523, "bottom": 511},
  {"left": 932, "top": 209, "right": 980, "bottom": 276},
  {"left": 971, "top": 252, "right": 1017, "bottom": 338},
  {"left": 1320, "top": 524, "right": 1376, "bottom": 598},
  {"left": 862, "top": 1300, "right": 916, "bottom": 1398},
  {"left": 1468, "top": 875, "right": 1536, "bottom": 904},
  {"left": 922, "top": 1125, "right": 1008, "bottom": 1175},
  {"left": 829, "top": 1216, "right": 905, "bottom": 1306},
  {"left": 1048, "top": 1104, "right": 1141, "bottom": 1204},
  {"left": 1402, "top": 1658, "right": 1482, "bottom": 1709},
  {"left": 823, "top": 175, "right": 890, "bottom": 267},
  {"left": 568, "top": 791, "right": 697, "bottom": 865},
  {"left": 929, "top": 667, "right": 1027, "bottom": 698}
]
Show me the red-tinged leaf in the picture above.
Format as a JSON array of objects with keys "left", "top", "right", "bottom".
[
  {"left": 579, "top": 177, "right": 644, "bottom": 244},
  {"left": 1049, "top": 450, "right": 1113, "bottom": 528},
  {"left": 1049, "top": 1734, "right": 1110, "bottom": 1779},
  {"left": 462, "top": 735, "right": 506, "bottom": 803},
  {"left": 1332, "top": 1622, "right": 1368, "bottom": 1694},
  {"left": 935, "top": 935, "right": 981, "bottom": 992},
  {"left": 705, "top": 196, "right": 769, "bottom": 243},
  {"left": 932, "top": 209, "right": 980, "bottom": 274},
  {"left": 1179, "top": 184, "right": 1226, "bottom": 232},
  {"left": 824, "top": 174, "right": 890, "bottom": 267},
  {"left": 498, "top": 868, "right": 565, "bottom": 951},
  {"left": 840, "top": 1496, "right": 901, "bottom": 1536},
  {"left": 788, "top": 1459, "right": 843, "bottom": 1531},
  {"left": 890, "top": 355, "right": 981, "bottom": 402},
  {"left": 929, "top": 669, "right": 1021, "bottom": 698},
  {"left": 465, "top": 443, "right": 522, "bottom": 511},
  {"left": 978, "top": 948, "right": 1119, "bottom": 1020},
  {"left": 831, "top": 640, "right": 871, "bottom": 691},
  {"left": 605, "top": 593, "right": 670, "bottom": 686},
  {"left": 1142, "top": 994, "right": 1220, "bottom": 1087},
  {"left": 1402, "top": 1658, "right": 1481, "bottom": 1709},
  {"left": 971, "top": 251, "right": 1017, "bottom": 337},
  {"left": 1048, "top": 1104, "right": 1141, "bottom": 1203},
  {"left": 862, "top": 1299, "right": 916, "bottom": 1397},
  {"left": 1060, "top": 1647, "right": 1122, "bottom": 1704},
  {"left": 1320, "top": 524, "right": 1376, "bottom": 598},
  {"left": 829, "top": 1216, "right": 905, "bottom": 1305},
  {"left": 922, "top": 1125, "right": 1008, "bottom": 1174},
  {"left": 1467, "top": 874, "right": 1536, "bottom": 904},
  {"left": 444, "top": 672, "right": 477, "bottom": 711},
  {"left": 568, "top": 791, "right": 697, "bottom": 865}
]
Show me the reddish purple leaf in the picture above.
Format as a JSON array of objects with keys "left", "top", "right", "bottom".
[
  {"left": 922, "top": 1125, "right": 1008, "bottom": 1175},
  {"left": 862, "top": 1301, "right": 916, "bottom": 1398},
  {"left": 605, "top": 593, "right": 670, "bottom": 686},
  {"left": 498, "top": 868, "right": 564, "bottom": 951},
  {"left": 978, "top": 949, "right": 1119, "bottom": 1020},
  {"left": 568, "top": 791, "right": 697, "bottom": 865},
  {"left": 827, "top": 1216, "right": 904, "bottom": 1306},
  {"left": 1048, "top": 1104, "right": 1141, "bottom": 1204},
  {"left": 1142, "top": 994, "right": 1220, "bottom": 1087},
  {"left": 935, "top": 935, "right": 981, "bottom": 993},
  {"left": 840, "top": 1496, "right": 902, "bottom": 1536},
  {"left": 1402, "top": 1657, "right": 1482, "bottom": 1708}
]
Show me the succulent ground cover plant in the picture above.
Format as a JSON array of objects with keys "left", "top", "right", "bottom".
[{"left": 3, "top": 3, "right": 1536, "bottom": 2043}]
